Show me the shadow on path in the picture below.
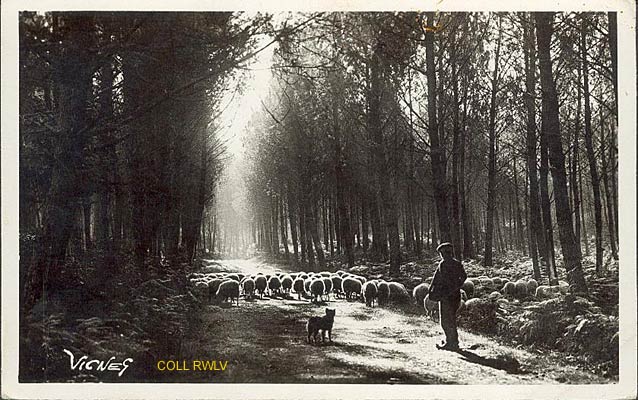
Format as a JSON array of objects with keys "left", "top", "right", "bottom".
[{"left": 455, "top": 349, "right": 522, "bottom": 374}]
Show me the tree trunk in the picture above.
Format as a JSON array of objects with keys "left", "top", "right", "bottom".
[
  {"left": 484, "top": 16, "right": 502, "bottom": 266},
  {"left": 309, "top": 203, "right": 325, "bottom": 268},
  {"left": 361, "top": 197, "right": 370, "bottom": 251},
  {"left": 580, "top": 15, "right": 604, "bottom": 275},
  {"left": 524, "top": 13, "right": 545, "bottom": 282},
  {"left": 332, "top": 95, "right": 355, "bottom": 268},
  {"left": 299, "top": 198, "right": 307, "bottom": 264},
  {"left": 287, "top": 189, "right": 299, "bottom": 265},
  {"left": 23, "top": 15, "right": 94, "bottom": 310},
  {"left": 279, "top": 197, "right": 290, "bottom": 261},
  {"left": 459, "top": 84, "right": 473, "bottom": 259},
  {"left": 450, "top": 29, "right": 462, "bottom": 258},
  {"left": 536, "top": 12, "right": 588, "bottom": 292},
  {"left": 600, "top": 116, "right": 618, "bottom": 260},
  {"left": 424, "top": 12, "right": 451, "bottom": 244}
]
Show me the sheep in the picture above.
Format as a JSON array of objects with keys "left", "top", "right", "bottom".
[
  {"left": 226, "top": 273, "right": 240, "bottom": 282},
  {"left": 207, "top": 278, "right": 223, "bottom": 302},
  {"left": 237, "top": 273, "right": 245, "bottom": 281},
  {"left": 322, "top": 277, "right": 333, "bottom": 300},
  {"left": 461, "top": 279, "right": 475, "bottom": 298},
  {"left": 353, "top": 275, "right": 367, "bottom": 285},
  {"left": 527, "top": 279, "right": 539, "bottom": 294},
  {"left": 304, "top": 278, "right": 313, "bottom": 294},
  {"left": 492, "top": 277, "right": 503, "bottom": 290},
  {"left": 242, "top": 278, "right": 255, "bottom": 299},
  {"left": 320, "top": 271, "right": 332, "bottom": 277},
  {"left": 377, "top": 281, "right": 390, "bottom": 306},
  {"left": 479, "top": 277, "right": 495, "bottom": 292},
  {"left": 362, "top": 281, "right": 378, "bottom": 307},
  {"left": 412, "top": 283, "right": 430, "bottom": 306},
  {"left": 502, "top": 281, "right": 516, "bottom": 297},
  {"left": 293, "top": 278, "right": 305, "bottom": 300},
  {"left": 310, "top": 279, "right": 326, "bottom": 303},
  {"left": 423, "top": 294, "right": 439, "bottom": 320},
  {"left": 514, "top": 280, "right": 528, "bottom": 299},
  {"left": 488, "top": 291, "right": 502, "bottom": 301},
  {"left": 464, "top": 297, "right": 485, "bottom": 310},
  {"left": 341, "top": 277, "right": 362, "bottom": 300},
  {"left": 535, "top": 285, "right": 549, "bottom": 299},
  {"left": 336, "top": 270, "right": 347, "bottom": 277},
  {"left": 535, "top": 285, "right": 560, "bottom": 299},
  {"left": 558, "top": 280, "right": 569, "bottom": 294},
  {"left": 331, "top": 275, "right": 343, "bottom": 298},
  {"left": 194, "top": 281, "right": 208, "bottom": 299},
  {"left": 460, "top": 288, "right": 468, "bottom": 301},
  {"left": 268, "top": 276, "right": 282, "bottom": 297},
  {"left": 216, "top": 279, "right": 240, "bottom": 305},
  {"left": 388, "top": 282, "right": 411, "bottom": 304},
  {"left": 281, "top": 275, "right": 293, "bottom": 294},
  {"left": 254, "top": 275, "right": 268, "bottom": 299}
]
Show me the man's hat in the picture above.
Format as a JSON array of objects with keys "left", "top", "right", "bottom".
[{"left": 436, "top": 242, "right": 453, "bottom": 252}]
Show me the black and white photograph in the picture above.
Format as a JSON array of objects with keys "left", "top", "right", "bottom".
[{"left": 2, "top": 0, "right": 636, "bottom": 399}]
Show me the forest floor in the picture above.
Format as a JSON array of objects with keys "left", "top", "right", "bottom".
[{"left": 164, "top": 258, "right": 612, "bottom": 384}]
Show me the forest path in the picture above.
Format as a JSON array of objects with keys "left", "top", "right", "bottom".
[{"left": 175, "top": 259, "right": 606, "bottom": 384}]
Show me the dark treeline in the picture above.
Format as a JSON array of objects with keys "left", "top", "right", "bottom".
[
  {"left": 19, "top": 12, "right": 271, "bottom": 310},
  {"left": 243, "top": 12, "right": 618, "bottom": 293}
]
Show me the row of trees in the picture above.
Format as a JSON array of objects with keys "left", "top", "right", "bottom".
[
  {"left": 242, "top": 12, "right": 618, "bottom": 293},
  {"left": 19, "top": 12, "right": 270, "bottom": 309}
]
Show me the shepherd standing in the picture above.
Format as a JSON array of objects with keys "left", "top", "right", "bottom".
[{"left": 428, "top": 242, "right": 467, "bottom": 351}]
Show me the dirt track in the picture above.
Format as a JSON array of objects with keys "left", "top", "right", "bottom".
[{"left": 169, "top": 259, "right": 608, "bottom": 384}]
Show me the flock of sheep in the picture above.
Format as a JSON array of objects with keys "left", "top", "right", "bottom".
[
  {"left": 189, "top": 268, "right": 571, "bottom": 317},
  {"left": 417, "top": 275, "right": 571, "bottom": 318},
  {"left": 189, "top": 270, "right": 412, "bottom": 307}
]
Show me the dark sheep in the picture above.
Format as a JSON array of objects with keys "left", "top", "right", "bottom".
[
  {"left": 254, "top": 275, "right": 268, "bottom": 299},
  {"left": 207, "top": 278, "right": 224, "bottom": 302},
  {"left": 462, "top": 279, "right": 475, "bottom": 298},
  {"left": 514, "top": 280, "right": 528, "bottom": 299},
  {"left": 281, "top": 275, "right": 293, "bottom": 294},
  {"left": 216, "top": 279, "right": 240, "bottom": 305},
  {"left": 362, "top": 281, "right": 378, "bottom": 307},
  {"left": 527, "top": 279, "right": 539, "bottom": 294},
  {"left": 377, "top": 281, "right": 390, "bottom": 306},
  {"left": 331, "top": 275, "right": 343, "bottom": 298},
  {"left": 341, "top": 277, "right": 362, "bottom": 300},
  {"left": 226, "top": 273, "right": 240, "bottom": 282},
  {"left": 268, "top": 276, "right": 282, "bottom": 297},
  {"left": 502, "top": 281, "right": 516, "bottom": 297},
  {"left": 310, "top": 279, "right": 326, "bottom": 303},
  {"left": 293, "top": 278, "right": 305, "bottom": 300},
  {"left": 242, "top": 278, "right": 255, "bottom": 299},
  {"left": 322, "top": 277, "right": 333, "bottom": 300},
  {"left": 304, "top": 278, "right": 313, "bottom": 294}
]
